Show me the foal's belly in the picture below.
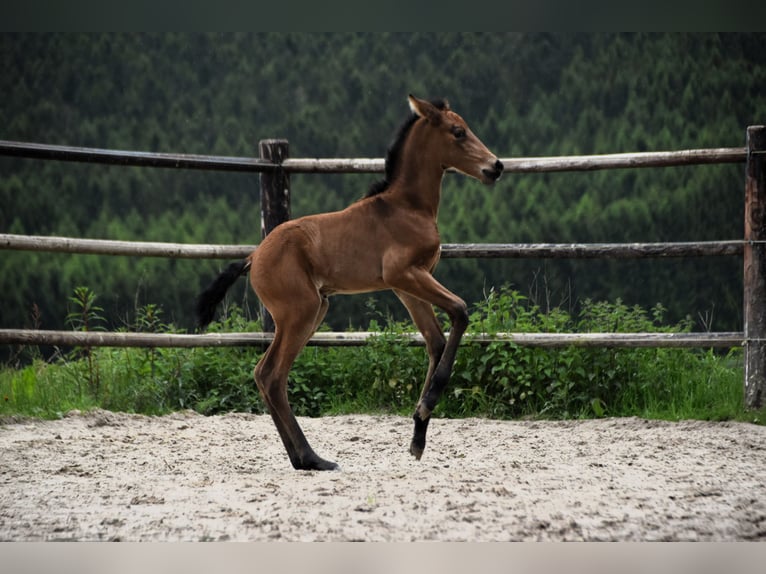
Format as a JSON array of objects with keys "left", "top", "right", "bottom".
[{"left": 316, "top": 268, "right": 388, "bottom": 297}]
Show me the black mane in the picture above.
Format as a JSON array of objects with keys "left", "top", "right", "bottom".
[{"left": 365, "top": 98, "right": 449, "bottom": 198}]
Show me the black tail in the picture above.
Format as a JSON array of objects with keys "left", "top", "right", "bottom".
[{"left": 196, "top": 259, "right": 251, "bottom": 329}]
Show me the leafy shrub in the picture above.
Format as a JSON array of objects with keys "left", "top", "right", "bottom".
[{"left": 443, "top": 287, "right": 737, "bottom": 420}]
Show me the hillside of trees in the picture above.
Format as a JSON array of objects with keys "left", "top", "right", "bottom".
[{"left": 1, "top": 33, "right": 765, "bottom": 347}]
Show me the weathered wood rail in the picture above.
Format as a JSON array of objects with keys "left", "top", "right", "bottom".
[
  {"left": 0, "top": 329, "right": 745, "bottom": 349},
  {"left": 0, "top": 234, "right": 747, "bottom": 260},
  {"left": 1, "top": 129, "right": 765, "bottom": 408}
]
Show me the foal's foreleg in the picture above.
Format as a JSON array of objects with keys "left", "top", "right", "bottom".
[
  {"left": 389, "top": 272, "right": 469, "bottom": 460},
  {"left": 395, "top": 291, "right": 445, "bottom": 459},
  {"left": 395, "top": 290, "right": 446, "bottom": 398}
]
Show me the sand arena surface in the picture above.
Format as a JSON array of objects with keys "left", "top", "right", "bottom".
[{"left": 1, "top": 409, "right": 765, "bottom": 541}]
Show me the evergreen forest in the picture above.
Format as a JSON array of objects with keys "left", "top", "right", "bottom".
[{"left": 2, "top": 33, "right": 765, "bottom": 351}]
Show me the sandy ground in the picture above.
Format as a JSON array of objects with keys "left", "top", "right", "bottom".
[{"left": 1, "top": 409, "right": 765, "bottom": 542}]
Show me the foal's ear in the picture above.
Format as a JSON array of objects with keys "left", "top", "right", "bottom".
[{"left": 408, "top": 94, "right": 443, "bottom": 125}]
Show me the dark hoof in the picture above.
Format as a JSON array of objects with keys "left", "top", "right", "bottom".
[
  {"left": 294, "top": 455, "right": 340, "bottom": 471},
  {"left": 410, "top": 412, "right": 430, "bottom": 461}
]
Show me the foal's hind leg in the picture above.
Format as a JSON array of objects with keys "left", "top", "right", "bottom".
[{"left": 254, "top": 294, "right": 337, "bottom": 471}]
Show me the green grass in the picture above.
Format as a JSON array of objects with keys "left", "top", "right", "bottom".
[{"left": 1, "top": 286, "right": 762, "bottom": 426}]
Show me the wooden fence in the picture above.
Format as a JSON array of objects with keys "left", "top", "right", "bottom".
[{"left": 1, "top": 126, "right": 765, "bottom": 409}]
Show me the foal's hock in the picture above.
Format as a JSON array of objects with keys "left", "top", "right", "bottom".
[{"left": 197, "top": 94, "right": 504, "bottom": 470}]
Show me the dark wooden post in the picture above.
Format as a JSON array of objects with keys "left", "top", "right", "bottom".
[
  {"left": 259, "top": 139, "right": 290, "bottom": 333},
  {"left": 744, "top": 125, "right": 766, "bottom": 410}
]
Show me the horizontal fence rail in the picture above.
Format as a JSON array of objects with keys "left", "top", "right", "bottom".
[
  {"left": 0, "top": 329, "right": 745, "bottom": 349},
  {"left": 0, "top": 234, "right": 746, "bottom": 260},
  {"left": 0, "top": 139, "right": 747, "bottom": 173}
]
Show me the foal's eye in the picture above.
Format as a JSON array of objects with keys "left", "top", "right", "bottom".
[{"left": 451, "top": 126, "right": 466, "bottom": 140}]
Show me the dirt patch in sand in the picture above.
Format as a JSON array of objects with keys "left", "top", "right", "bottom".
[{"left": 1, "top": 410, "right": 765, "bottom": 541}]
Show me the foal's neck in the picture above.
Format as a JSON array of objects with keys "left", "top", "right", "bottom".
[{"left": 389, "top": 130, "right": 445, "bottom": 220}]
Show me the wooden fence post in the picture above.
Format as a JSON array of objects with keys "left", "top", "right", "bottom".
[
  {"left": 744, "top": 125, "right": 766, "bottom": 410},
  {"left": 259, "top": 139, "right": 290, "bottom": 332}
]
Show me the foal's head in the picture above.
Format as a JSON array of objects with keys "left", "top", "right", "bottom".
[{"left": 408, "top": 94, "right": 504, "bottom": 185}]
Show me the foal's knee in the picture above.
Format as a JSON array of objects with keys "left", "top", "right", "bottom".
[{"left": 449, "top": 298, "right": 469, "bottom": 333}]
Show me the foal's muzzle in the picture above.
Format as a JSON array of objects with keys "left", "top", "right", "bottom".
[{"left": 482, "top": 159, "right": 504, "bottom": 183}]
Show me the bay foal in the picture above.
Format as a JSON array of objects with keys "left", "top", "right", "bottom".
[{"left": 197, "top": 95, "right": 503, "bottom": 470}]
